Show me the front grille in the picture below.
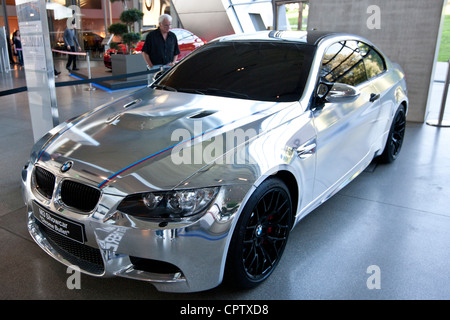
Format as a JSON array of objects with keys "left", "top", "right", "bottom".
[
  {"left": 61, "top": 180, "right": 101, "bottom": 212},
  {"left": 35, "top": 166, "right": 55, "bottom": 199},
  {"left": 36, "top": 219, "right": 104, "bottom": 275}
]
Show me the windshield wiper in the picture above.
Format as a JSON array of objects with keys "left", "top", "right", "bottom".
[
  {"left": 152, "top": 84, "right": 177, "bottom": 92},
  {"left": 205, "top": 88, "right": 250, "bottom": 99},
  {"left": 178, "top": 88, "right": 205, "bottom": 95},
  {"left": 178, "top": 87, "right": 249, "bottom": 99}
]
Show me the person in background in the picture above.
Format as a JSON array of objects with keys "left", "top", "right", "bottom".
[
  {"left": 63, "top": 22, "right": 81, "bottom": 71},
  {"left": 142, "top": 14, "right": 180, "bottom": 70},
  {"left": 12, "top": 30, "right": 23, "bottom": 66}
]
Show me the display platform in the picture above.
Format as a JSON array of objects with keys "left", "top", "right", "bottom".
[{"left": 70, "top": 66, "right": 149, "bottom": 90}]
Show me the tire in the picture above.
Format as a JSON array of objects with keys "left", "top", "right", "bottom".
[
  {"left": 225, "top": 178, "right": 293, "bottom": 289},
  {"left": 379, "top": 104, "right": 406, "bottom": 163}
]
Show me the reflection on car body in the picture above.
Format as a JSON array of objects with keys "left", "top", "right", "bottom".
[
  {"left": 22, "top": 30, "right": 407, "bottom": 292},
  {"left": 54, "top": 32, "right": 104, "bottom": 53}
]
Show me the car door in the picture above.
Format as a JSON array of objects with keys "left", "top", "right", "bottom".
[
  {"left": 312, "top": 40, "right": 382, "bottom": 199},
  {"left": 358, "top": 41, "right": 392, "bottom": 146}
]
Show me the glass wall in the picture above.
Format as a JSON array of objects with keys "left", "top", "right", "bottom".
[
  {"left": 275, "top": 1, "right": 309, "bottom": 31},
  {"left": 1, "top": 0, "right": 175, "bottom": 61},
  {"left": 48, "top": 0, "right": 126, "bottom": 59},
  {"left": 284, "top": 1, "right": 309, "bottom": 31}
]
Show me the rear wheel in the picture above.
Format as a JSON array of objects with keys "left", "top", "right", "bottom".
[
  {"left": 380, "top": 104, "right": 406, "bottom": 163},
  {"left": 226, "top": 178, "right": 292, "bottom": 289}
]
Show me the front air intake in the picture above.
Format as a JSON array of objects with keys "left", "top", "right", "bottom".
[{"left": 60, "top": 180, "right": 101, "bottom": 212}]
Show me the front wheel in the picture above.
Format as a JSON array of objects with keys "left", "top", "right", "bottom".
[
  {"left": 225, "top": 178, "right": 293, "bottom": 289},
  {"left": 379, "top": 104, "right": 406, "bottom": 163}
]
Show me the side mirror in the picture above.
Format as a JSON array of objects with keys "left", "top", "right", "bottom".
[{"left": 325, "top": 83, "right": 360, "bottom": 103}]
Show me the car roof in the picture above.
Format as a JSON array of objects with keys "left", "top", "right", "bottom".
[{"left": 216, "top": 30, "right": 356, "bottom": 46}]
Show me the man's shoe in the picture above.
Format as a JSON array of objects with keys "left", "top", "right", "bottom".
[
  {"left": 66, "top": 67, "right": 71, "bottom": 71},
  {"left": 72, "top": 68, "right": 79, "bottom": 71}
]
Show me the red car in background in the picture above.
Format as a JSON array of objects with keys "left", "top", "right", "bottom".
[{"left": 104, "top": 28, "right": 206, "bottom": 69}]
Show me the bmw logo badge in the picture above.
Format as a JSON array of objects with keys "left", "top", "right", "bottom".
[{"left": 60, "top": 161, "right": 73, "bottom": 173}]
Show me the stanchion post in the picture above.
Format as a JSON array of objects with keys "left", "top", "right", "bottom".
[
  {"left": 85, "top": 50, "right": 96, "bottom": 91},
  {"left": 147, "top": 66, "right": 151, "bottom": 86},
  {"left": 427, "top": 59, "right": 450, "bottom": 127}
]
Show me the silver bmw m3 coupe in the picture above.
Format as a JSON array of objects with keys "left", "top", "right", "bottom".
[{"left": 21, "top": 30, "right": 408, "bottom": 292}]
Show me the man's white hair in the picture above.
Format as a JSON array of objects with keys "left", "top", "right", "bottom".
[{"left": 159, "top": 14, "right": 172, "bottom": 25}]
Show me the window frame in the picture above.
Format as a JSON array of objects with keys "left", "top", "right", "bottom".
[
  {"left": 320, "top": 40, "right": 368, "bottom": 87},
  {"left": 358, "top": 42, "right": 387, "bottom": 81}
]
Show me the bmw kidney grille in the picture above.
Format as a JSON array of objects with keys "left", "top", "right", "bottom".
[
  {"left": 34, "top": 166, "right": 100, "bottom": 212},
  {"left": 34, "top": 166, "right": 55, "bottom": 199},
  {"left": 60, "top": 180, "right": 101, "bottom": 212}
]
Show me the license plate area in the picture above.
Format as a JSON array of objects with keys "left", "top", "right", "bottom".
[{"left": 32, "top": 202, "right": 85, "bottom": 244}]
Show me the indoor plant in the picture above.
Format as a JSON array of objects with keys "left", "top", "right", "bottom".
[{"left": 108, "top": 7, "right": 145, "bottom": 76}]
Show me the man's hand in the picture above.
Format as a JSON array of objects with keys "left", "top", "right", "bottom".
[{"left": 67, "top": 45, "right": 71, "bottom": 50}]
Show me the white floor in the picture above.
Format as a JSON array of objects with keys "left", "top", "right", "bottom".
[{"left": 0, "top": 59, "right": 449, "bottom": 300}]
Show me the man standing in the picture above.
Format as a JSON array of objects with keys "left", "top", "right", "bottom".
[
  {"left": 142, "top": 14, "right": 180, "bottom": 70},
  {"left": 64, "top": 22, "right": 81, "bottom": 71},
  {"left": 12, "top": 30, "right": 23, "bottom": 66}
]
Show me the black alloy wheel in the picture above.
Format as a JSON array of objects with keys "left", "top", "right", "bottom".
[
  {"left": 380, "top": 104, "right": 406, "bottom": 163},
  {"left": 226, "top": 178, "right": 292, "bottom": 289}
]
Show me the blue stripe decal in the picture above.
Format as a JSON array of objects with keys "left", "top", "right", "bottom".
[
  {"left": 97, "top": 107, "right": 271, "bottom": 188},
  {"left": 178, "top": 231, "right": 229, "bottom": 242}
]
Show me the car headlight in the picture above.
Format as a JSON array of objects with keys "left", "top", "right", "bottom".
[{"left": 117, "top": 187, "right": 220, "bottom": 220}]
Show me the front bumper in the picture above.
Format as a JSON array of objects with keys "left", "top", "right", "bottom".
[{"left": 21, "top": 162, "right": 250, "bottom": 292}]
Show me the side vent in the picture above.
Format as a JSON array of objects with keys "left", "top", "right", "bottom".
[
  {"left": 123, "top": 99, "right": 142, "bottom": 109},
  {"left": 188, "top": 110, "right": 217, "bottom": 119}
]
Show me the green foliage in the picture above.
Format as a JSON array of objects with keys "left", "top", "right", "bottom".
[
  {"left": 439, "top": 14, "right": 450, "bottom": 62},
  {"left": 120, "top": 9, "right": 144, "bottom": 32},
  {"left": 122, "top": 32, "right": 141, "bottom": 46},
  {"left": 108, "top": 23, "right": 127, "bottom": 36},
  {"left": 108, "top": 7, "right": 144, "bottom": 55}
]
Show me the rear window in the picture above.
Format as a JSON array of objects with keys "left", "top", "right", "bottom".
[{"left": 155, "top": 41, "right": 316, "bottom": 102}]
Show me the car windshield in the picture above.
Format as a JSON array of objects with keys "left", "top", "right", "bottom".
[{"left": 154, "top": 41, "right": 316, "bottom": 102}]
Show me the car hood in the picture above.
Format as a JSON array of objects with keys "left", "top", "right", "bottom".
[{"left": 37, "top": 87, "right": 296, "bottom": 194}]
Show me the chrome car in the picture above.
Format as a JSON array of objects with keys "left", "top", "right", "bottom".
[{"left": 21, "top": 31, "right": 408, "bottom": 292}]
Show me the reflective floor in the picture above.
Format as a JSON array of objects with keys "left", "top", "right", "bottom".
[{"left": 0, "top": 59, "right": 449, "bottom": 299}]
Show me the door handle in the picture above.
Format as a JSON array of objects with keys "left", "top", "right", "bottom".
[
  {"left": 369, "top": 93, "right": 380, "bottom": 103},
  {"left": 296, "top": 140, "right": 317, "bottom": 159}
]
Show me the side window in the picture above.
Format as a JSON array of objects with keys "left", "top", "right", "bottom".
[
  {"left": 321, "top": 40, "right": 367, "bottom": 86},
  {"left": 358, "top": 42, "right": 386, "bottom": 79}
]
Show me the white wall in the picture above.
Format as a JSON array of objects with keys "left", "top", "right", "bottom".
[{"left": 308, "top": 0, "right": 447, "bottom": 123}]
